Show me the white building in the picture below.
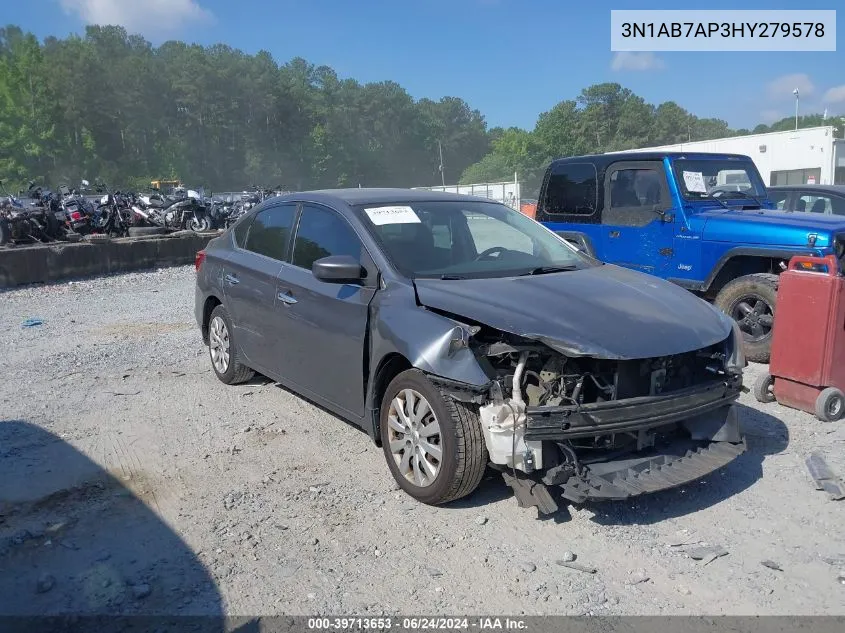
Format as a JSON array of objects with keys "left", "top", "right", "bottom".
[{"left": 614, "top": 126, "right": 845, "bottom": 186}]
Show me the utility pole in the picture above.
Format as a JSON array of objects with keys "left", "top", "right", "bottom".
[
  {"left": 793, "top": 88, "right": 800, "bottom": 130},
  {"left": 438, "top": 140, "right": 446, "bottom": 186}
]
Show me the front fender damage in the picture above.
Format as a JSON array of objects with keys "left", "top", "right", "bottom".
[{"left": 419, "top": 313, "right": 747, "bottom": 516}]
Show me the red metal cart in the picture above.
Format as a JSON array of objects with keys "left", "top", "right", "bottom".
[{"left": 754, "top": 254, "right": 845, "bottom": 422}]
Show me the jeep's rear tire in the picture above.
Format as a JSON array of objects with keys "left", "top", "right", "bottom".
[
  {"left": 714, "top": 273, "right": 777, "bottom": 364},
  {"left": 379, "top": 369, "right": 487, "bottom": 505}
]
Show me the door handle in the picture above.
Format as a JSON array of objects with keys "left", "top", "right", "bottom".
[
  {"left": 609, "top": 231, "right": 620, "bottom": 238},
  {"left": 278, "top": 291, "right": 297, "bottom": 305},
  {"left": 224, "top": 274, "right": 239, "bottom": 285}
]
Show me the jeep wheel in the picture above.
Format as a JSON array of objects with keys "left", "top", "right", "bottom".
[
  {"left": 714, "top": 273, "right": 777, "bottom": 364},
  {"left": 379, "top": 369, "right": 487, "bottom": 506}
]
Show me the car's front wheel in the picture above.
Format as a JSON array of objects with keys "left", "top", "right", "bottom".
[
  {"left": 380, "top": 369, "right": 488, "bottom": 505},
  {"left": 207, "top": 305, "right": 254, "bottom": 385}
]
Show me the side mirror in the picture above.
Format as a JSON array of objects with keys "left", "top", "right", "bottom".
[{"left": 312, "top": 255, "right": 364, "bottom": 284}]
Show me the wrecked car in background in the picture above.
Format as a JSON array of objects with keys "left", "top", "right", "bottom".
[{"left": 195, "top": 188, "right": 747, "bottom": 514}]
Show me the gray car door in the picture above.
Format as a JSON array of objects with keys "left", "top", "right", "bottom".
[
  {"left": 222, "top": 203, "right": 297, "bottom": 371},
  {"left": 273, "top": 203, "right": 376, "bottom": 417}
]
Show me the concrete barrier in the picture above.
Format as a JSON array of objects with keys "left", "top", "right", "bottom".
[{"left": 0, "top": 231, "right": 219, "bottom": 289}]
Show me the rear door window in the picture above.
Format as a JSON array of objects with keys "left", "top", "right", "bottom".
[{"left": 243, "top": 204, "right": 297, "bottom": 260}]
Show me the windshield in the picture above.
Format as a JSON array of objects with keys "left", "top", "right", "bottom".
[
  {"left": 672, "top": 159, "right": 767, "bottom": 201},
  {"left": 356, "top": 200, "right": 591, "bottom": 279}
]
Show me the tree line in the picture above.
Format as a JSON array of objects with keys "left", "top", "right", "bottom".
[{"left": 0, "top": 24, "right": 838, "bottom": 196}]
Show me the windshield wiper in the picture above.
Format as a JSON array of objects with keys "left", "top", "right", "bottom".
[
  {"left": 729, "top": 190, "right": 765, "bottom": 207},
  {"left": 519, "top": 265, "right": 578, "bottom": 276},
  {"left": 700, "top": 194, "right": 731, "bottom": 210}
]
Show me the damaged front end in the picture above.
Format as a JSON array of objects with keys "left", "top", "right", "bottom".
[{"left": 433, "top": 319, "right": 747, "bottom": 515}]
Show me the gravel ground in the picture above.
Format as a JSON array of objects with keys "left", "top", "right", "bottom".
[{"left": 1, "top": 266, "right": 844, "bottom": 616}]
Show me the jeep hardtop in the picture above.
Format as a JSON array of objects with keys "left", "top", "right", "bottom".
[{"left": 535, "top": 152, "right": 845, "bottom": 362}]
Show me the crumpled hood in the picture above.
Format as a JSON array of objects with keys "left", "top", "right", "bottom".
[
  {"left": 693, "top": 207, "right": 845, "bottom": 246},
  {"left": 413, "top": 264, "right": 732, "bottom": 360}
]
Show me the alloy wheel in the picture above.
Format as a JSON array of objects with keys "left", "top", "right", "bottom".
[
  {"left": 209, "top": 316, "right": 230, "bottom": 374},
  {"left": 387, "top": 389, "right": 443, "bottom": 487}
]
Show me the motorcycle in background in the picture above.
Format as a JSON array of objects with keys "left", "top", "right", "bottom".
[
  {"left": 94, "top": 182, "right": 134, "bottom": 237},
  {"left": 59, "top": 180, "right": 99, "bottom": 236},
  {"left": 0, "top": 180, "right": 59, "bottom": 245},
  {"left": 222, "top": 185, "right": 283, "bottom": 227},
  {"left": 132, "top": 186, "right": 212, "bottom": 232}
]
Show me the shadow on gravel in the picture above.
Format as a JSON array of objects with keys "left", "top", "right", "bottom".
[
  {"left": 587, "top": 404, "right": 789, "bottom": 526},
  {"left": 0, "top": 420, "right": 223, "bottom": 622},
  {"left": 447, "top": 470, "right": 514, "bottom": 509}
]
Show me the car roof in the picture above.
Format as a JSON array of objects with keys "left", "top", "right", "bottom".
[
  {"left": 549, "top": 152, "right": 754, "bottom": 170},
  {"left": 767, "top": 184, "right": 845, "bottom": 195},
  {"left": 277, "top": 187, "right": 496, "bottom": 206}
]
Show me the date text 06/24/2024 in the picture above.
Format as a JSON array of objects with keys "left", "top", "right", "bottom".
[{"left": 307, "top": 617, "right": 528, "bottom": 631}]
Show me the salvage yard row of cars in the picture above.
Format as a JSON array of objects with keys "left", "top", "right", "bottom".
[{"left": 193, "top": 150, "right": 845, "bottom": 512}]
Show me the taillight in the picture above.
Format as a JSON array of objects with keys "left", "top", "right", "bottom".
[{"left": 195, "top": 250, "right": 206, "bottom": 272}]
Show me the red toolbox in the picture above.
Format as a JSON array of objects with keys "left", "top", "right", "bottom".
[{"left": 754, "top": 254, "right": 845, "bottom": 421}]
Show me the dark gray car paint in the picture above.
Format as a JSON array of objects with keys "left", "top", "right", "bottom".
[
  {"left": 223, "top": 249, "right": 284, "bottom": 371},
  {"left": 273, "top": 259, "right": 375, "bottom": 417},
  {"left": 196, "top": 189, "right": 734, "bottom": 444},
  {"left": 413, "top": 264, "right": 732, "bottom": 360}
]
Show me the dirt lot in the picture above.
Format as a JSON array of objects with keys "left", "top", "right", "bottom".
[{"left": 1, "top": 265, "right": 844, "bottom": 616}]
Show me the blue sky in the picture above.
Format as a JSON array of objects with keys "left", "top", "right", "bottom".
[{"left": 9, "top": 0, "right": 845, "bottom": 131}]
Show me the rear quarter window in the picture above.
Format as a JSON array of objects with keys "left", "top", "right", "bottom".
[
  {"left": 233, "top": 215, "right": 252, "bottom": 247},
  {"left": 541, "top": 162, "right": 598, "bottom": 217}
]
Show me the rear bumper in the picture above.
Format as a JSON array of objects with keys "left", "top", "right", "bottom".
[{"left": 524, "top": 377, "right": 742, "bottom": 441}]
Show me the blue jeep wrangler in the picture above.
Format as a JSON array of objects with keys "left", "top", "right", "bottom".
[{"left": 535, "top": 152, "right": 845, "bottom": 363}]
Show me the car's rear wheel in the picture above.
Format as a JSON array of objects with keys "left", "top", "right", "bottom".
[
  {"left": 714, "top": 273, "right": 777, "bottom": 364},
  {"left": 208, "top": 305, "right": 254, "bottom": 385},
  {"left": 380, "top": 369, "right": 487, "bottom": 505}
]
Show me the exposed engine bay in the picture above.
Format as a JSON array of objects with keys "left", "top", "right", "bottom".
[{"left": 433, "top": 322, "right": 747, "bottom": 514}]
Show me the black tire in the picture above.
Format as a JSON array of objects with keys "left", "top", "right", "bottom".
[
  {"left": 189, "top": 215, "right": 212, "bottom": 232},
  {"left": 207, "top": 305, "right": 254, "bottom": 385},
  {"left": 44, "top": 211, "right": 60, "bottom": 239},
  {"left": 753, "top": 373, "right": 776, "bottom": 403},
  {"left": 814, "top": 387, "right": 845, "bottom": 422},
  {"left": 714, "top": 273, "right": 778, "bottom": 364},
  {"left": 128, "top": 226, "right": 168, "bottom": 237},
  {"left": 0, "top": 219, "right": 11, "bottom": 245},
  {"left": 379, "top": 369, "right": 487, "bottom": 505}
]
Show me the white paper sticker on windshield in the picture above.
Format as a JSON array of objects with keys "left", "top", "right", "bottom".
[
  {"left": 364, "top": 205, "right": 421, "bottom": 226},
  {"left": 682, "top": 171, "right": 707, "bottom": 193}
]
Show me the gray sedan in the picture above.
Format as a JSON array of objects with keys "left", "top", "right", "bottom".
[{"left": 195, "top": 189, "right": 747, "bottom": 514}]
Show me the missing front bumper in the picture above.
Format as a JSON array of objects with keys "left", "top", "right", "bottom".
[
  {"left": 524, "top": 379, "right": 742, "bottom": 441},
  {"left": 556, "top": 437, "right": 746, "bottom": 504}
]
